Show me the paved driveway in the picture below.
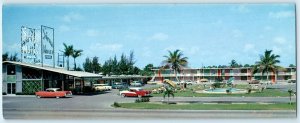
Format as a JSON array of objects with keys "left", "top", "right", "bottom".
[{"left": 3, "top": 89, "right": 136, "bottom": 110}]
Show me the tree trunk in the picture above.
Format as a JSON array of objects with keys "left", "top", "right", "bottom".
[
  {"left": 74, "top": 58, "right": 76, "bottom": 70},
  {"left": 266, "top": 71, "right": 269, "bottom": 82},
  {"left": 67, "top": 56, "right": 69, "bottom": 70},
  {"left": 174, "top": 69, "right": 179, "bottom": 82},
  {"left": 290, "top": 93, "right": 292, "bottom": 105},
  {"left": 168, "top": 95, "right": 170, "bottom": 104}
]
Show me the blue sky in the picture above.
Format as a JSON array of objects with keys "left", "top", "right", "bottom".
[{"left": 3, "top": 4, "right": 296, "bottom": 68}]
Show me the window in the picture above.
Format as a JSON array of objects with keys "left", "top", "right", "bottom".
[{"left": 7, "top": 65, "right": 16, "bottom": 75}]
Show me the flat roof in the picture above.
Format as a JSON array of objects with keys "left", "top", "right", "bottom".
[
  {"left": 102, "top": 75, "right": 149, "bottom": 79},
  {"left": 3, "top": 61, "right": 102, "bottom": 78}
]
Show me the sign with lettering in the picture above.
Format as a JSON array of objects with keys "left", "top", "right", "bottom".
[
  {"left": 21, "top": 26, "right": 41, "bottom": 63},
  {"left": 41, "top": 25, "right": 54, "bottom": 66}
]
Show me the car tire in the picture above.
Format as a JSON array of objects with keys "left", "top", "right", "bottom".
[
  {"left": 36, "top": 95, "right": 41, "bottom": 98},
  {"left": 121, "top": 94, "right": 126, "bottom": 97}
]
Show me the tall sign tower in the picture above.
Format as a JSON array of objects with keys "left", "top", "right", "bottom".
[
  {"left": 21, "top": 25, "right": 55, "bottom": 68},
  {"left": 41, "top": 25, "right": 55, "bottom": 67}
]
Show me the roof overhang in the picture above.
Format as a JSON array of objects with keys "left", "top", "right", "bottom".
[{"left": 3, "top": 61, "right": 102, "bottom": 78}]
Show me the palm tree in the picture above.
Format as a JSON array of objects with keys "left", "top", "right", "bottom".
[
  {"left": 163, "top": 87, "right": 174, "bottom": 104},
  {"left": 63, "top": 43, "right": 74, "bottom": 70},
  {"left": 229, "top": 59, "right": 239, "bottom": 68},
  {"left": 2, "top": 52, "right": 9, "bottom": 61},
  {"left": 252, "top": 50, "right": 283, "bottom": 82},
  {"left": 72, "top": 49, "right": 83, "bottom": 70},
  {"left": 162, "top": 49, "right": 188, "bottom": 81}
]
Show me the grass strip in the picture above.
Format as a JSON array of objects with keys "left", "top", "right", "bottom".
[{"left": 115, "top": 102, "right": 296, "bottom": 110}]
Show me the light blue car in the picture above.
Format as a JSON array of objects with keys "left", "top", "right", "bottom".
[{"left": 131, "top": 81, "right": 142, "bottom": 87}]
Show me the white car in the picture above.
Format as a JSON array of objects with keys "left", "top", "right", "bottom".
[
  {"left": 180, "top": 80, "right": 196, "bottom": 85},
  {"left": 93, "top": 84, "right": 112, "bottom": 91}
]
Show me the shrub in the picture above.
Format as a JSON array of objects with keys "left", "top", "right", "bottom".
[
  {"left": 113, "top": 102, "right": 121, "bottom": 107},
  {"left": 226, "top": 89, "right": 231, "bottom": 94},
  {"left": 215, "top": 77, "right": 223, "bottom": 82},
  {"left": 212, "top": 82, "right": 222, "bottom": 88},
  {"left": 16, "top": 92, "right": 23, "bottom": 95},
  {"left": 135, "top": 97, "right": 150, "bottom": 103},
  {"left": 247, "top": 88, "right": 252, "bottom": 94}
]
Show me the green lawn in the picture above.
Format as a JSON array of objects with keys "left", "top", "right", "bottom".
[
  {"left": 114, "top": 102, "right": 296, "bottom": 110},
  {"left": 146, "top": 84, "right": 290, "bottom": 97}
]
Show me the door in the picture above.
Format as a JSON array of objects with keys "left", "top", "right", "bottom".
[{"left": 7, "top": 83, "right": 16, "bottom": 94}]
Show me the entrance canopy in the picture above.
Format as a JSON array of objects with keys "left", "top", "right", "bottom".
[{"left": 3, "top": 61, "right": 102, "bottom": 78}]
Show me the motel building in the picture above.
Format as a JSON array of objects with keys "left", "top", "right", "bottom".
[
  {"left": 151, "top": 67, "right": 296, "bottom": 83},
  {"left": 2, "top": 61, "right": 148, "bottom": 95}
]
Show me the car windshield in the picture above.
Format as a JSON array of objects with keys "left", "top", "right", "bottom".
[
  {"left": 131, "top": 88, "right": 143, "bottom": 91},
  {"left": 46, "top": 88, "right": 60, "bottom": 92}
]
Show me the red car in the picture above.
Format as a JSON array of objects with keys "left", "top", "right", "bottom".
[
  {"left": 119, "top": 87, "right": 151, "bottom": 98},
  {"left": 35, "top": 88, "right": 72, "bottom": 98}
]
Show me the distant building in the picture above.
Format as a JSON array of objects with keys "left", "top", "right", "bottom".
[{"left": 151, "top": 67, "right": 296, "bottom": 83}]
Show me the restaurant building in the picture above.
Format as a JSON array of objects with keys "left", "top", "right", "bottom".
[{"left": 2, "top": 61, "right": 148, "bottom": 95}]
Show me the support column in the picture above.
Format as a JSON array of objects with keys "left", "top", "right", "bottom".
[
  {"left": 73, "top": 77, "right": 76, "bottom": 88},
  {"left": 62, "top": 75, "right": 65, "bottom": 91}
]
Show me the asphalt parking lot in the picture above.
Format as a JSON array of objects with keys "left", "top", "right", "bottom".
[{"left": 3, "top": 89, "right": 137, "bottom": 111}]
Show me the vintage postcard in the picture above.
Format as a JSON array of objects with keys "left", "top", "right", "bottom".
[{"left": 2, "top": 3, "right": 297, "bottom": 120}]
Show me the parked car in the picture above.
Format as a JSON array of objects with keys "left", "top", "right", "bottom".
[
  {"left": 180, "top": 80, "right": 196, "bottom": 85},
  {"left": 94, "top": 84, "right": 112, "bottom": 91},
  {"left": 119, "top": 87, "right": 151, "bottom": 98},
  {"left": 288, "top": 79, "right": 296, "bottom": 83},
  {"left": 35, "top": 88, "right": 72, "bottom": 98},
  {"left": 112, "top": 82, "right": 128, "bottom": 89},
  {"left": 172, "top": 81, "right": 181, "bottom": 85},
  {"left": 248, "top": 80, "right": 260, "bottom": 84},
  {"left": 131, "top": 81, "right": 142, "bottom": 87}
]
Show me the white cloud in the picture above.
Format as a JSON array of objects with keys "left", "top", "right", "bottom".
[
  {"left": 269, "top": 11, "right": 294, "bottom": 19},
  {"left": 188, "top": 46, "right": 200, "bottom": 55},
  {"left": 149, "top": 33, "right": 169, "bottom": 41},
  {"left": 58, "top": 25, "right": 70, "bottom": 32},
  {"left": 272, "top": 46, "right": 283, "bottom": 54},
  {"left": 86, "top": 29, "right": 100, "bottom": 37},
  {"left": 273, "top": 37, "right": 286, "bottom": 44},
  {"left": 243, "top": 44, "right": 255, "bottom": 52},
  {"left": 62, "top": 12, "right": 83, "bottom": 22},
  {"left": 90, "top": 43, "right": 123, "bottom": 52}
]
